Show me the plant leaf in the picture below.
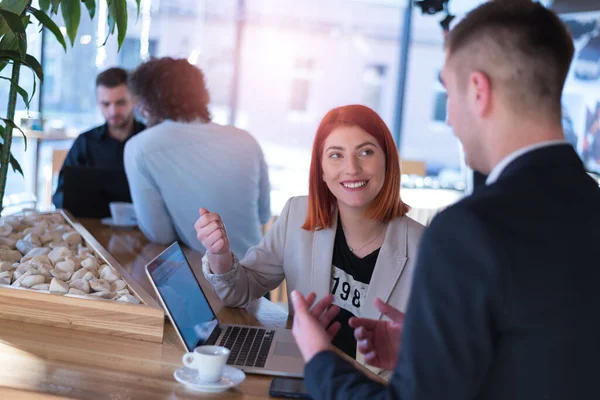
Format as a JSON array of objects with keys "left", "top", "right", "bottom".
[
  {"left": 0, "top": 75, "right": 30, "bottom": 108},
  {"left": 0, "top": 143, "right": 25, "bottom": 177},
  {"left": 0, "top": 10, "right": 27, "bottom": 59},
  {"left": 0, "top": 29, "right": 18, "bottom": 51},
  {"left": 60, "top": 0, "right": 81, "bottom": 46},
  {"left": 111, "top": 0, "right": 127, "bottom": 51},
  {"left": 0, "top": 148, "right": 24, "bottom": 177},
  {"left": 136, "top": 0, "right": 141, "bottom": 17},
  {"left": 0, "top": 16, "right": 9, "bottom": 37},
  {"left": 21, "top": 14, "right": 30, "bottom": 27},
  {"left": 0, "top": 125, "right": 24, "bottom": 177},
  {"left": 0, "top": 0, "right": 28, "bottom": 15},
  {"left": 9, "top": 151, "right": 23, "bottom": 176},
  {"left": 0, "top": 32, "right": 15, "bottom": 72},
  {"left": 29, "top": 67, "right": 36, "bottom": 107},
  {"left": 0, "top": 11, "right": 26, "bottom": 34},
  {"left": 39, "top": 0, "right": 51, "bottom": 13},
  {"left": 0, "top": 51, "right": 43, "bottom": 82},
  {"left": 1, "top": 118, "right": 27, "bottom": 151},
  {"left": 108, "top": 12, "right": 115, "bottom": 35},
  {"left": 0, "top": 153, "right": 23, "bottom": 177},
  {"left": 83, "top": 0, "right": 96, "bottom": 20},
  {"left": 51, "top": 0, "right": 61, "bottom": 15},
  {"left": 24, "top": 53, "right": 43, "bottom": 81},
  {"left": 29, "top": 7, "right": 67, "bottom": 51},
  {"left": 0, "top": 41, "right": 16, "bottom": 75},
  {"left": 103, "top": 3, "right": 116, "bottom": 45}
]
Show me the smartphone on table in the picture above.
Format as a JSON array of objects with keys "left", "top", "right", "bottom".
[{"left": 269, "top": 377, "right": 311, "bottom": 399}]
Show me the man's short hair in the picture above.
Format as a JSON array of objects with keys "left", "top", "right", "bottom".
[
  {"left": 445, "top": 0, "right": 574, "bottom": 117},
  {"left": 96, "top": 67, "right": 129, "bottom": 88}
]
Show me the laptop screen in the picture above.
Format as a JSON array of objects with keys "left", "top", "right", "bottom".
[{"left": 147, "top": 243, "right": 218, "bottom": 350}]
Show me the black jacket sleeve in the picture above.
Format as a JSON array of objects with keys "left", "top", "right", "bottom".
[{"left": 304, "top": 207, "right": 503, "bottom": 400}]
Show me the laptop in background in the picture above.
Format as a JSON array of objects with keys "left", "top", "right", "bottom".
[
  {"left": 145, "top": 242, "right": 304, "bottom": 378},
  {"left": 63, "top": 166, "right": 131, "bottom": 218}
]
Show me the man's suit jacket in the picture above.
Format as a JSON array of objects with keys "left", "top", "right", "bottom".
[
  {"left": 304, "top": 145, "right": 600, "bottom": 400},
  {"left": 203, "top": 196, "right": 425, "bottom": 321}
]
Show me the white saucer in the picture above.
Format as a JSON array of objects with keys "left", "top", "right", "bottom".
[
  {"left": 174, "top": 366, "right": 246, "bottom": 393},
  {"left": 101, "top": 217, "right": 137, "bottom": 228}
]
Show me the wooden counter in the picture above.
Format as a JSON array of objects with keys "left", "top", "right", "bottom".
[{"left": 0, "top": 219, "right": 289, "bottom": 399}]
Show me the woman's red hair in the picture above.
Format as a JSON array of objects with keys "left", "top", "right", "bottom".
[{"left": 302, "top": 104, "right": 409, "bottom": 231}]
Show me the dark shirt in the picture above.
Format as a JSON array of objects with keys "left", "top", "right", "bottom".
[
  {"left": 330, "top": 220, "right": 379, "bottom": 358},
  {"left": 52, "top": 121, "right": 145, "bottom": 208}
]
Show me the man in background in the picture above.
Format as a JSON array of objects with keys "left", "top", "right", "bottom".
[{"left": 52, "top": 67, "right": 145, "bottom": 208}]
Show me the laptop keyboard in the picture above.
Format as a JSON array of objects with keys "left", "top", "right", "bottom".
[{"left": 218, "top": 326, "right": 275, "bottom": 368}]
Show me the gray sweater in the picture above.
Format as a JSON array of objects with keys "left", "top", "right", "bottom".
[{"left": 124, "top": 120, "right": 271, "bottom": 256}]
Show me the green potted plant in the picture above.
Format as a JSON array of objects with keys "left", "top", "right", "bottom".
[{"left": 0, "top": 0, "right": 137, "bottom": 211}]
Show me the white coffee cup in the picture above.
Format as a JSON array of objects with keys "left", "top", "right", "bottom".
[
  {"left": 109, "top": 202, "right": 136, "bottom": 225},
  {"left": 182, "top": 345, "right": 230, "bottom": 382}
]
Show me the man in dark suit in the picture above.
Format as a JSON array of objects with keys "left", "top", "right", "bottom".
[
  {"left": 52, "top": 68, "right": 145, "bottom": 208},
  {"left": 290, "top": 1, "right": 600, "bottom": 399}
]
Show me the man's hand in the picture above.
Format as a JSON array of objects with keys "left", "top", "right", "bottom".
[
  {"left": 291, "top": 291, "right": 341, "bottom": 362},
  {"left": 349, "top": 298, "right": 405, "bottom": 370}
]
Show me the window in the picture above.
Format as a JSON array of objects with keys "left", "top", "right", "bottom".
[
  {"left": 289, "top": 59, "right": 314, "bottom": 112},
  {"left": 27, "top": 0, "right": 240, "bottom": 209},
  {"left": 560, "top": 11, "right": 600, "bottom": 174},
  {"left": 363, "top": 64, "right": 387, "bottom": 113},
  {"left": 42, "top": 14, "right": 102, "bottom": 133},
  {"left": 40, "top": 0, "right": 239, "bottom": 134},
  {"left": 432, "top": 91, "right": 447, "bottom": 123},
  {"left": 119, "top": 38, "right": 158, "bottom": 70},
  {"left": 29, "top": 0, "right": 408, "bottom": 213},
  {"left": 400, "top": 10, "right": 462, "bottom": 176}
]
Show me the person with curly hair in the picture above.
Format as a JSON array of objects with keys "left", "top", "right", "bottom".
[{"left": 124, "top": 58, "right": 271, "bottom": 257}]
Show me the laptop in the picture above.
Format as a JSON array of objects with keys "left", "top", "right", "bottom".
[
  {"left": 145, "top": 242, "right": 304, "bottom": 378},
  {"left": 62, "top": 166, "right": 131, "bottom": 218}
]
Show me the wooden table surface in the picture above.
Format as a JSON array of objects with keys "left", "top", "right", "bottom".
[{"left": 0, "top": 219, "right": 290, "bottom": 399}]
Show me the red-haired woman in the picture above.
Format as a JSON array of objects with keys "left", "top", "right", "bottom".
[{"left": 195, "top": 105, "right": 425, "bottom": 362}]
